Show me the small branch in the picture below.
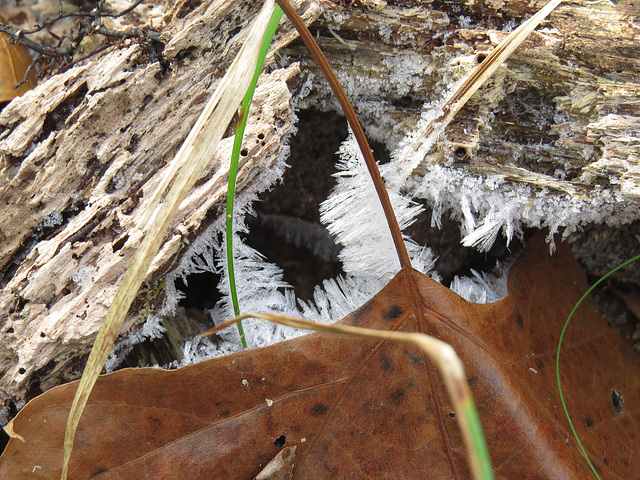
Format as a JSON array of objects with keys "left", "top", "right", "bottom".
[
  {"left": 0, "top": 24, "right": 63, "bottom": 56},
  {"left": 102, "top": 0, "right": 146, "bottom": 18},
  {"left": 0, "top": 0, "right": 158, "bottom": 64},
  {"left": 13, "top": 57, "right": 38, "bottom": 90}
]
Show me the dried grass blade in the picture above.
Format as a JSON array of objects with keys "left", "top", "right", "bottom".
[{"left": 60, "top": 2, "right": 278, "bottom": 478}]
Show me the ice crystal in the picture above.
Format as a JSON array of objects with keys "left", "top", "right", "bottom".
[
  {"left": 320, "top": 131, "right": 436, "bottom": 282},
  {"left": 71, "top": 265, "right": 97, "bottom": 290},
  {"left": 405, "top": 164, "right": 640, "bottom": 252},
  {"left": 104, "top": 315, "right": 166, "bottom": 373},
  {"left": 449, "top": 261, "right": 512, "bottom": 304}
]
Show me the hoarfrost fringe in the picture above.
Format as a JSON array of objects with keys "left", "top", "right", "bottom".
[
  {"left": 407, "top": 164, "right": 640, "bottom": 252},
  {"left": 320, "top": 131, "right": 437, "bottom": 282}
]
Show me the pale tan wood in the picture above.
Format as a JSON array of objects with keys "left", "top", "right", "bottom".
[{"left": 0, "top": 0, "right": 320, "bottom": 412}]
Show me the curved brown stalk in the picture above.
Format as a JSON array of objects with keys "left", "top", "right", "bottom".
[{"left": 274, "top": 0, "right": 412, "bottom": 270}]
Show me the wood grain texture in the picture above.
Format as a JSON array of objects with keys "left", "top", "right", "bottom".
[{"left": 0, "top": 0, "right": 320, "bottom": 410}]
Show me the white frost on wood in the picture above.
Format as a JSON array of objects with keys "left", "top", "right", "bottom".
[
  {"left": 104, "top": 315, "right": 166, "bottom": 373},
  {"left": 407, "top": 164, "right": 640, "bottom": 252}
]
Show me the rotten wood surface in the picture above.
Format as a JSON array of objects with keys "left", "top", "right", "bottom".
[
  {"left": 0, "top": 0, "right": 639, "bottom": 415},
  {"left": 0, "top": 0, "right": 320, "bottom": 412},
  {"left": 291, "top": 0, "right": 640, "bottom": 199}
]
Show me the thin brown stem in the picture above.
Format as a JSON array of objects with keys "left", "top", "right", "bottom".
[{"left": 274, "top": 0, "right": 412, "bottom": 270}]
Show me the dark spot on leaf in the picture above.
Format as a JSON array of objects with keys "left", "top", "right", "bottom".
[
  {"left": 381, "top": 357, "right": 394, "bottom": 372},
  {"left": 612, "top": 390, "right": 624, "bottom": 414},
  {"left": 274, "top": 435, "right": 286, "bottom": 448},
  {"left": 312, "top": 403, "right": 329, "bottom": 416},
  {"left": 407, "top": 352, "right": 424, "bottom": 365},
  {"left": 476, "top": 53, "right": 487, "bottom": 63},
  {"left": 40, "top": 332, "right": 46, "bottom": 338},
  {"left": 385, "top": 305, "right": 402, "bottom": 320},
  {"left": 6, "top": 327, "right": 14, "bottom": 334},
  {"left": 467, "top": 376, "right": 476, "bottom": 387},
  {"left": 240, "top": 149, "right": 248, "bottom": 157},
  {"left": 258, "top": 133, "right": 265, "bottom": 140},
  {"left": 389, "top": 389, "right": 405, "bottom": 403},
  {"left": 91, "top": 467, "right": 108, "bottom": 477},
  {"left": 351, "top": 302, "right": 372, "bottom": 326},
  {"left": 351, "top": 309, "right": 364, "bottom": 326},
  {"left": 149, "top": 416, "right": 162, "bottom": 432},
  {"left": 448, "top": 412, "right": 456, "bottom": 419},
  {"left": 18, "top": 368, "right": 25, "bottom": 374},
  {"left": 282, "top": 446, "right": 293, "bottom": 459},
  {"left": 515, "top": 314, "right": 523, "bottom": 328},
  {"left": 585, "top": 416, "right": 594, "bottom": 428}
]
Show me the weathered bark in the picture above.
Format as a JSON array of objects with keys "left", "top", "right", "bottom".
[
  {"left": 0, "top": 0, "right": 321, "bottom": 413},
  {"left": 294, "top": 0, "right": 640, "bottom": 199},
  {"left": 0, "top": 0, "right": 638, "bottom": 414}
]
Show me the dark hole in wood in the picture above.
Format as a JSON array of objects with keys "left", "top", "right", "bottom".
[
  {"left": 274, "top": 435, "right": 286, "bottom": 448},
  {"left": 112, "top": 235, "right": 129, "bottom": 253}
]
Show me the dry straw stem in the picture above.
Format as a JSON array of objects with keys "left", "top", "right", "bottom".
[
  {"left": 391, "top": 0, "right": 565, "bottom": 186},
  {"left": 200, "top": 313, "right": 490, "bottom": 480},
  {"left": 60, "top": 1, "right": 279, "bottom": 478}
]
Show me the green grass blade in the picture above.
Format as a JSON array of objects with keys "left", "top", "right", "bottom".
[
  {"left": 226, "top": 6, "right": 283, "bottom": 349},
  {"left": 463, "top": 399, "right": 495, "bottom": 480},
  {"left": 556, "top": 252, "right": 640, "bottom": 479}
]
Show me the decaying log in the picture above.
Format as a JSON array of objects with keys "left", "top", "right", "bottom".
[
  {"left": 0, "top": 0, "right": 320, "bottom": 414},
  {"left": 292, "top": 0, "right": 640, "bottom": 202},
  {"left": 0, "top": 0, "right": 639, "bottom": 416}
]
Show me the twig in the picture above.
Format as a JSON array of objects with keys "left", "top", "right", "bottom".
[
  {"left": 13, "top": 57, "right": 39, "bottom": 90},
  {"left": 0, "top": 0, "right": 158, "bottom": 63}
]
